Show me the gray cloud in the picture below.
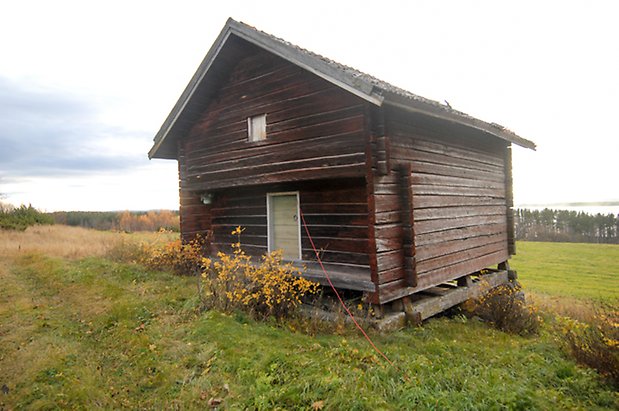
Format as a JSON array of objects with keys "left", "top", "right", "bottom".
[{"left": 0, "top": 77, "right": 148, "bottom": 178}]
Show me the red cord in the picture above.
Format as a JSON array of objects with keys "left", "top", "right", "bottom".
[{"left": 299, "top": 208, "right": 395, "bottom": 367}]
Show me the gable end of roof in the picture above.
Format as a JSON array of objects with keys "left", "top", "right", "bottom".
[{"left": 149, "top": 18, "right": 535, "bottom": 159}]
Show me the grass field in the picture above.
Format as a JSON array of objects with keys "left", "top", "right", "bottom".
[
  {"left": 0, "top": 227, "right": 617, "bottom": 409},
  {"left": 511, "top": 241, "right": 619, "bottom": 302}
]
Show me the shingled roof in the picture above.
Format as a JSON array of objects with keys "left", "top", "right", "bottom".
[{"left": 149, "top": 18, "right": 535, "bottom": 159}]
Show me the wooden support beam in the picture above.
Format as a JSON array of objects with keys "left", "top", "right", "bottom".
[
  {"left": 402, "top": 296, "right": 421, "bottom": 326},
  {"left": 398, "top": 164, "right": 417, "bottom": 287},
  {"left": 376, "top": 136, "right": 390, "bottom": 175},
  {"left": 364, "top": 103, "right": 380, "bottom": 304},
  {"left": 498, "top": 260, "right": 518, "bottom": 281},
  {"left": 457, "top": 274, "right": 473, "bottom": 288},
  {"left": 504, "top": 145, "right": 516, "bottom": 255},
  {"left": 369, "top": 106, "right": 390, "bottom": 175},
  {"left": 409, "top": 270, "right": 508, "bottom": 322}
]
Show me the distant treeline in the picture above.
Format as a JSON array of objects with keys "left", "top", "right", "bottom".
[
  {"left": 515, "top": 208, "right": 619, "bottom": 244},
  {"left": 51, "top": 210, "right": 180, "bottom": 232}
]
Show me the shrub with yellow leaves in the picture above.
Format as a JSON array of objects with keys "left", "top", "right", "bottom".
[
  {"left": 142, "top": 233, "right": 209, "bottom": 276},
  {"left": 200, "top": 226, "right": 319, "bottom": 320},
  {"left": 558, "top": 307, "right": 619, "bottom": 387},
  {"left": 470, "top": 281, "right": 541, "bottom": 336}
]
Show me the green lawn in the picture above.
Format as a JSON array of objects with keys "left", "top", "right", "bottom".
[
  {"left": 1, "top": 246, "right": 617, "bottom": 409},
  {"left": 511, "top": 241, "right": 619, "bottom": 303}
]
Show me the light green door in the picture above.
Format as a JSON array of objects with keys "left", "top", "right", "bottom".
[{"left": 269, "top": 194, "right": 300, "bottom": 260}]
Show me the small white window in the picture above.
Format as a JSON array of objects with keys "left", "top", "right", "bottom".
[{"left": 247, "top": 114, "right": 267, "bottom": 142}]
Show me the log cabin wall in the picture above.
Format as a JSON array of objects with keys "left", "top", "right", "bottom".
[
  {"left": 373, "top": 108, "right": 512, "bottom": 303},
  {"left": 178, "top": 143, "right": 212, "bottom": 241},
  {"left": 181, "top": 44, "right": 367, "bottom": 193},
  {"left": 200, "top": 178, "right": 373, "bottom": 291},
  {"left": 175, "top": 42, "right": 374, "bottom": 291}
]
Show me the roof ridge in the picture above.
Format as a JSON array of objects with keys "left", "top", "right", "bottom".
[{"left": 231, "top": 19, "right": 522, "bottom": 139}]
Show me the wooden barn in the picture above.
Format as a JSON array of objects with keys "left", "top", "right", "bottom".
[{"left": 149, "top": 19, "right": 535, "bottom": 311}]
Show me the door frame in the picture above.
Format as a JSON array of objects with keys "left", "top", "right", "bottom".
[{"left": 266, "top": 191, "right": 301, "bottom": 260}]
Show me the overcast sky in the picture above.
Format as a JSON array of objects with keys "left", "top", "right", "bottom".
[{"left": 0, "top": 0, "right": 617, "bottom": 211}]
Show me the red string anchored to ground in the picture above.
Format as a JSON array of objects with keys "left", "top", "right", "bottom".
[{"left": 299, "top": 208, "right": 395, "bottom": 367}]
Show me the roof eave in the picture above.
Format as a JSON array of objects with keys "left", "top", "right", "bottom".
[{"left": 383, "top": 94, "right": 536, "bottom": 150}]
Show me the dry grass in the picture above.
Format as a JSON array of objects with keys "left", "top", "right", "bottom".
[
  {"left": 527, "top": 292, "right": 600, "bottom": 323},
  {"left": 0, "top": 225, "right": 116, "bottom": 259},
  {"left": 0, "top": 225, "right": 176, "bottom": 260}
]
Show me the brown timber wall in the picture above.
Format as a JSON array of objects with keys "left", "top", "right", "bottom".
[
  {"left": 375, "top": 110, "right": 510, "bottom": 303},
  {"left": 178, "top": 143, "right": 212, "bottom": 241},
  {"left": 194, "top": 179, "right": 373, "bottom": 291},
  {"left": 181, "top": 46, "right": 367, "bottom": 192}
]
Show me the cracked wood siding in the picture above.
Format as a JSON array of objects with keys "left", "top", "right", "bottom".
[
  {"left": 178, "top": 142, "right": 212, "bottom": 242},
  {"left": 376, "top": 109, "right": 511, "bottom": 303},
  {"left": 204, "top": 179, "right": 372, "bottom": 291},
  {"left": 181, "top": 46, "right": 367, "bottom": 192}
]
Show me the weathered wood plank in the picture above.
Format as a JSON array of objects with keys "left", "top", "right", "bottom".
[
  {"left": 375, "top": 249, "right": 404, "bottom": 272},
  {"left": 415, "top": 214, "right": 506, "bottom": 235},
  {"left": 416, "top": 241, "right": 506, "bottom": 274},
  {"left": 411, "top": 174, "right": 504, "bottom": 190},
  {"left": 187, "top": 127, "right": 363, "bottom": 170},
  {"left": 390, "top": 145, "right": 503, "bottom": 174},
  {"left": 413, "top": 138, "right": 503, "bottom": 167},
  {"left": 415, "top": 222, "right": 506, "bottom": 249},
  {"left": 374, "top": 211, "right": 400, "bottom": 225},
  {"left": 189, "top": 86, "right": 335, "bottom": 144},
  {"left": 413, "top": 195, "right": 505, "bottom": 209},
  {"left": 301, "top": 183, "right": 367, "bottom": 202},
  {"left": 414, "top": 205, "right": 506, "bottom": 221},
  {"left": 377, "top": 266, "right": 405, "bottom": 284},
  {"left": 415, "top": 249, "right": 509, "bottom": 289},
  {"left": 375, "top": 232, "right": 404, "bottom": 253},
  {"left": 302, "top": 249, "right": 369, "bottom": 265},
  {"left": 210, "top": 206, "right": 266, "bottom": 217},
  {"left": 376, "top": 135, "right": 390, "bottom": 175},
  {"left": 372, "top": 194, "right": 401, "bottom": 213},
  {"left": 411, "top": 184, "right": 505, "bottom": 197},
  {"left": 389, "top": 123, "right": 505, "bottom": 166},
  {"left": 211, "top": 215, "right": 267, "bottom": 226},
  {"left": 408, "top": 160, "right": 505, "bottom": 183},
  {"left": 299, "top": 203, "right": 367, "bottom": 214},
  {"left": 415, "top": 232, "right": 508, "bottom": 261},
  {"left": 189, "top": 152, "right": 366, "bottom": 183},
  {"left": 300, "top": 262, "right": 374, "bottom": 292},
  {"left": 300, "top": 213, "right": 368, "bottom": 226},
  {"left": 399, "top": 164, "right": 417, "bottom": 286},
  {"left": 300, "top": 237, "right": 369, "bottom": 254},
  {"left": 187, "top": 163, "right": 367, "bottom": 191},
  {"left": 196, "top": 76, "right": 334, "bottom": 125}
]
